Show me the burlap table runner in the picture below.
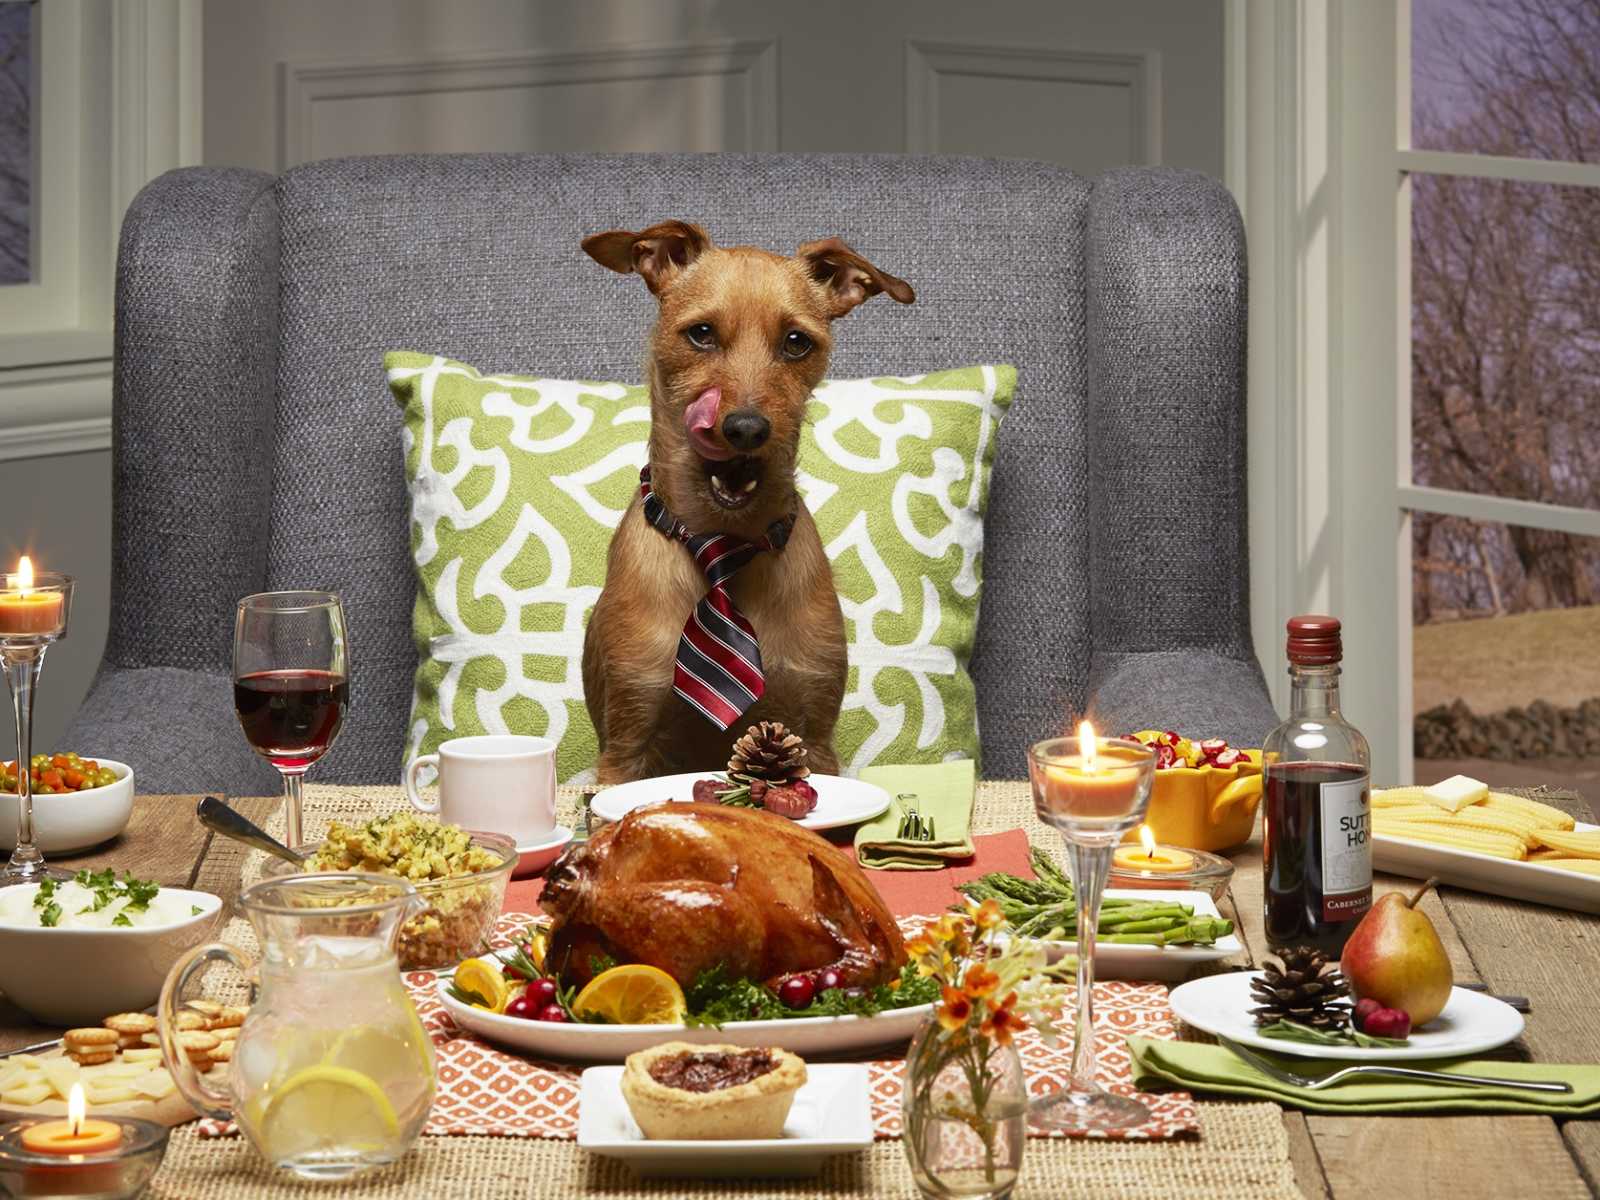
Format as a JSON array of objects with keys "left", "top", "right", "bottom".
[{"left": 152, "top": 782, "right": 1297, "bottom": 1199}]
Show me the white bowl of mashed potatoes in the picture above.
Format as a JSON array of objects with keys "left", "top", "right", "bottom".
[{"left": 0, "top": 874, "right": 222, "bottom": 1025}]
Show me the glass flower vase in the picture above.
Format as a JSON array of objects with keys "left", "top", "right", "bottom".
[{"left": 901, "top": 1017, "right": 1028, "bottom": 1200}]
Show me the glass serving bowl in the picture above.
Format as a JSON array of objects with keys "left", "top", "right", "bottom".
[{"left": 263, "top": 830, "right": 517, "bottom": 970}]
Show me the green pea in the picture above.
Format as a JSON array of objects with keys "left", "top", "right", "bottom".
[{"left": 94, "top": 770, "right": 116, "bottom": 788}]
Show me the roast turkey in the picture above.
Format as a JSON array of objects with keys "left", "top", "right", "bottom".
[{"left": 541, "top": 801, "right": 907, "bottom": 990}]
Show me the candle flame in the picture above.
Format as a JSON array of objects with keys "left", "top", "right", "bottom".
[
  {"left": 1139, "top": 824, "right": 1157, "bottom": 858},
  {"left": 15, "top": 555, "right": 32, "bottom": 595},
  {"left": 67, "top": 1082, "right": 85, "bottom": 1134},
  {"left": 1078, "top": 720, "right": 1097, "bottom": 773}
]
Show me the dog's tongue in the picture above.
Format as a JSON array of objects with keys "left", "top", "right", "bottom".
[{"left": 684, "top": 388, "right": 735, "bottom": 461}]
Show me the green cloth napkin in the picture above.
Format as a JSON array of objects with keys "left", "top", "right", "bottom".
[
  {"left": 854, "top": 760, "right": 977, "bottom": 870},
  {"left": 1128, "top": 1036, "right": 1600, "bottom": 1116}
]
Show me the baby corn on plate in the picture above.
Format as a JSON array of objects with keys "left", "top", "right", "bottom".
[{"left": 1372, "top": 782, "right": 1600, "bottom": 913}]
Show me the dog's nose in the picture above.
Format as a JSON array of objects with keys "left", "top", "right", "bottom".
[{"left": 721, "top": 409, "right": 771, "bottom": 451}]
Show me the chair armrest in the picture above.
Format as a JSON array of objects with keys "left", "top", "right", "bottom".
[
  {"left": 64, "top": 666, "right": 277, "bottom": 797},
  {"left": 109, "top": 167, "right": 279, "bottom": 672},
  {"left": 1084, "top": 168, "right": 1254, "bottom": 658},
  {"left": 1085, "top": 649, "right": 1278, "bottom": 748}
]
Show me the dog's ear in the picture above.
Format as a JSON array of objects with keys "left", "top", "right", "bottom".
[
  {"left": 582, "top": 221, "right": 712, "bottom": 295},
  {"left": 797, "top": 238, "right": 915, "bottom": 318}
]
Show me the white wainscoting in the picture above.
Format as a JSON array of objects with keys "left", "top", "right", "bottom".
[
  {"left": 904, "top": 39, "right": 1161, "bottom": 173},
  {"left": 276, "top": 39, "right": 780, "bottom": 169}
]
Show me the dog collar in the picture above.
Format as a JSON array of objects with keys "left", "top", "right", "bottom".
[{"left": 637, "top": 466, "right": 795, "bottom": 552}]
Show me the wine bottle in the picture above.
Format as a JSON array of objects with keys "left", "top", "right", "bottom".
[{"left": 1262, "top": 615, "right": 1372, "bottom": 954}]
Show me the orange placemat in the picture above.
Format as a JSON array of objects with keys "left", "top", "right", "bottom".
[{"left": 195, "top": 913, "right": 1200, "bottom": 1143}]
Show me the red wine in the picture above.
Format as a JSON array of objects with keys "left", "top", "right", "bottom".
[
  {"left": 233, "top": 669, "right": 348, "bottom": 771},
  {"left": 1263, "top": 761, "right": 1372, "bottom": 954}
]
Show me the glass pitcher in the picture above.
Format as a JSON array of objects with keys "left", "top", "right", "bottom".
[{"left": 159, "top": 873, "right": 436, "bottom": 1180}]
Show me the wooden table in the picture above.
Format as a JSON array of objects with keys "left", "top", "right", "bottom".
[{"left": 2, "top": 791, "right": 1596, "bottom": 1200}]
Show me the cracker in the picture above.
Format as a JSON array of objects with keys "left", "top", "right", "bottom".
[
  {"left": 63, "top": 1027, "right": 119, "bottom": 1050},
  {"left": 208, "top": 1040, "right": 234, "bottom": 1063},
  {"left": 177, "top": 1031, "right": 219, "bottom": 1056},
  {"left": 212, "top": 1026, "right": 239, "bottom": 1042},
  {"left": 182, "top": 1000, "right": 223, "bottom": 1018},
  {"left": 173, "top": 1011, "right": 208, "bottom": 1032},
  {"left": 210, "top": 1006, "right": 247, "bottom": 1030},
  {"left": 67, "top": 1050, "right": 115, "bottom": 1066},
  {"left": 117, "top": 1033, "right": 145, "bottom": 1050},
  {"left": 103, "top": 1012, "right": 157, "bottom": 1036}
]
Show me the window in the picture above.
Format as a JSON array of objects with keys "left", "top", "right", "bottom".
[
  {"left": 0, "top": 0, "right": 34, "bottom": 285},
  {"left": 1405, "top": 0, "right": 1600, "bottom": 786}
]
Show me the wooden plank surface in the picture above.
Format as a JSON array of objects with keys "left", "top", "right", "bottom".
[
  {"left": 0, "top": 795, "right": 217, "bottom": 1052},
  {"left": 1310, "top": 1115, "right": 1592, "bottom": 1200},
  {"left": 190, "top": 794, "right": 280, "bottom": 912}
]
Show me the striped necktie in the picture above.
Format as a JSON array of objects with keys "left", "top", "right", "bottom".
[{"left": 638, "top": 467, "right": 792, "bottom": 730}]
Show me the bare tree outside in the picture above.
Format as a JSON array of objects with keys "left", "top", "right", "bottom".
[
  {"left": 0, "top": 0, "right": 32, "bottom": 285},
  {"left": 1411, "top": 0, "right": 1600, "bottom": 778}
]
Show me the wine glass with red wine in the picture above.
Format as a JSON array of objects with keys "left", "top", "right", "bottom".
[{"left": 232, "top": 592, "right": 349, "bottom": 849}]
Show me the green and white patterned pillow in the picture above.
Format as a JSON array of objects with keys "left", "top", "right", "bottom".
[{"left": 387, "top": 352, "right": 1014, "bottom": 784}]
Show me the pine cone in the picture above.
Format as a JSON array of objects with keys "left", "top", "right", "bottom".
[
  {"left": 728, "top": 722, "right": 810, "bottom": 784},
  {"left": 1249, "top": 947, "right": 1351, "bottom": 1030}
]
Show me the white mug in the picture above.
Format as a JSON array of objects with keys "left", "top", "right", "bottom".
[{"left": 404, "top": 734, "right": 556, "bottom": 845}]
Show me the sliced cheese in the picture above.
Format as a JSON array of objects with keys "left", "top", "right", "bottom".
[
  {"left": 38, "top": 1057, "right": 80, "bottom": 1101},
  {"left": 1422, "top": 774, "right": 1488, "bottom": 813},
  {"left": 1, "top": 1081, "right": 51, "bottom": 1106},
  {"left": 85, "top": 1083, "right": 140, "bottom": 1104},
  {"left": 121, "top": 1047, "right": 162, "bottom": 1065},
  {"left": 131, "top": 1070, "right": 175, "bottom": 1100}
]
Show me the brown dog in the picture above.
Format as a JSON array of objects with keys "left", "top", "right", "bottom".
[{"left": 580, "top": 221, "right": 914, "bottom": 784}]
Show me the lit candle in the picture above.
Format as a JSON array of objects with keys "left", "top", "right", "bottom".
[
  {"left": 0, "top": 558, "right": 64, "bottom": 637},
  {"left": 1039, "top": 721, "right": 1146, "bottom": 821},
  {"left": 1113, "top": 824, "right": 1197, "bottom": 874},
  {"left": 19, "top": 1084, "right": 123, "bottom": 1156}
]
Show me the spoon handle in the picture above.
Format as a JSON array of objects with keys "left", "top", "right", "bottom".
[{"left": 195, "top": 796, "right": 306, "bottom": 865}]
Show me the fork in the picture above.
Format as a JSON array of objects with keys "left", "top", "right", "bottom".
[
  {"left": 1217, "top": 1035, "right": 1572, "bottom": 1093},
  {"left": 895, "top": 792, "right": 935, "bottom": 841}
]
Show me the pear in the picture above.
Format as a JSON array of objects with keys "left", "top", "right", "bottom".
[{"left": 1339, "top": 876, "right": 1453, "bottom": 1027}]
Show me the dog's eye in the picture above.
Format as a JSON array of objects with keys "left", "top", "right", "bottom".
[
  {"left": 781, "top": 330, "right": 814, "bottom": 360},
  {"left": 684, "top": 323, "right": 718, "bottom": 350}
]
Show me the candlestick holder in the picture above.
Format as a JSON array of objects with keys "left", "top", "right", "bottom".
[
  {"left": 1027, "top": 731, "right": 1156, "bottom": 1133},
  {"left": 0, "top": 1116, "right": 168, "bottom": 1199},
  {"left": 0, "top": 569, "right": 74, "bottom": 885}
]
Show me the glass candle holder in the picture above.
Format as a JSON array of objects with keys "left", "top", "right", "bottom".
[
  {"left": 0, "top": 1116, "right": 168, "bottom": 1200},
  {"left": 0, "top": 562, "right": 74, "bottom": 885},
  {"left": 1027, "top": 727, "right": 1155, "bottom": 1133}
]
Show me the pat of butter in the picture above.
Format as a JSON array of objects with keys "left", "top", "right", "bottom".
[{"left": 1423, "top": 774, "right": 1488, "bottom": 813}]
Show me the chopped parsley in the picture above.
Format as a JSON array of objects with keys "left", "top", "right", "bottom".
[
  {"left": 191, "top": 905, "right": 203, "bottom": 916},
  {"left": 38, "top": 901, "right": 62, "bottom": 927},
  {"left": 112, "top": 912, "right": 133, "bottom": 927},
  {"left": 32, "top": 878, "right": 61, "bottom": 927}
]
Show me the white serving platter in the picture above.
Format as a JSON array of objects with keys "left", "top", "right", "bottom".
[
  {"left": 577, "top": 1063, "right": 872, "bottom": 1177},
  {"left": 589, "top": 772, "right": 891, "bottom": 833},
  {"left": 1170, "top": 973, "right": 1524, "bottom": 1061},
  {"left": 1017, "top": 888, "right": 1244, "bottom": 982},
  {"left": 1374, "top": 820, "right": 1600, "bottom": 915},
  {"left": 438, "top": 978, "right": 930, "bottom": 1062}
]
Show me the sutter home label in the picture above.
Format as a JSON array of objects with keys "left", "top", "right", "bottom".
[{"left": 1320, "top": 775, "right": 1372, "bottom": 922}]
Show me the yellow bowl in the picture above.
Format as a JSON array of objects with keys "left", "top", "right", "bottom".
[{"left": 1122, "top": 751, "right": 1264, "bottom": 853}]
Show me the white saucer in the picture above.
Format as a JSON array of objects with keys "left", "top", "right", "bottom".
[
  {"left": 513, "top": 825, "right": 573, "bottom": 878},
  {"left": 589, "top": 773, "right": 890, "bottom": 832}
]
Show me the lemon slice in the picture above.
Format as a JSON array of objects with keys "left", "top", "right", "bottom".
[
  {"left": 453, "top": 957, "right": 510, "bottom": 1012},
  {"left": 572, "top": 964, "right": 687, "bottom": 1025},
  {"left": 326, "top": 1018, "right": 435, "bottom": 1082},
  {"left": 258, "top": 1065, "right": 399, "bottom": 1160}
]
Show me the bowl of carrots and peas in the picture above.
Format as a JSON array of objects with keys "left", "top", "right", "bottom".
[{"left": 0, "top": 754, "right": 134, "bottom": 854}]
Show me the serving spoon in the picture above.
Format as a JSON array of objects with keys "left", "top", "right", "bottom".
[{"left": 196, "top": 796, "right": 307, "bottom": 866}]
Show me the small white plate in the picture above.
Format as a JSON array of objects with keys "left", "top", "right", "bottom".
[
  {"left": 578, "top": 1063, "right": 872, "bottom": 1177},
  {"left": 513, "top": 825, "right": 573, "bottom": 878},
  {"left": 1375, "top": 820, "right": 1600, "bottom": 915},
  {"left": 589, "top": 773, "right": 891, "bottom": 832},
  {"left": 1026, "top": 888, "right": 1244, "bottom": 982},
  {"left": 0, "top": 760, "right": 134, "bottom": 854},
  {"left": 1169, "top": 972, "right": 1525, "bottom": 1061},
  {"left": 439, "top": 975, "right": 930, "bottom": 1062}
]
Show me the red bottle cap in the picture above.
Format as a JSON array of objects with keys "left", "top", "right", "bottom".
[{"left": 1286, "top": 614, "right": 1342, "bottom": 666}]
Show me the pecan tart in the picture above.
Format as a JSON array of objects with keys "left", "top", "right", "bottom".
[{"left": 619, "top": 1041, "right": 807, "bottom": 1140}]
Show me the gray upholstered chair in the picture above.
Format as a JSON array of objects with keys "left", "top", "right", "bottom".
[{"left": 67, "top": 153, "right": 1276, "bottom": 796}]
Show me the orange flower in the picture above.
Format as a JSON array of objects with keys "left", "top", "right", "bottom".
[
  {"left": 929, "top": 915, "right": 961, "bottom": 944},
  {"left": 968, "top": 897, "right": 1005, "bottom": 931},
  {"left": 936, "top": 985, "right": 973, "bottom": 1031},
  {"left": 980, "top": 1002, "right": 1028, "bottom": 1046},
  {"left": 962, "top": 962, "right": 1000, "bottom": 1001},
  {"left": 906, "top": 933, "right": 936, "bottom": 960}
]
